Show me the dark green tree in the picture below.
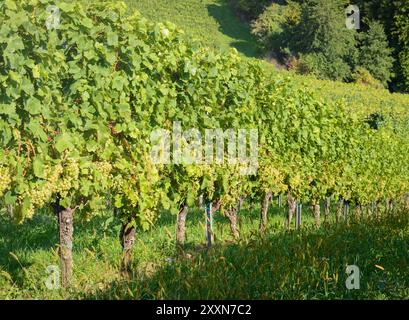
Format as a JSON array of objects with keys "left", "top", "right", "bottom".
[
  {"left": 291, "top": 0, "right": 357, "bottom": 80},
  {"left": 357, "top": 21, "right": 395, "bottom": 87},
  {"left": 394, "top": 2, "right": 409, "bottom": 91},
  {"left": 352, "top": 0, "right": 409, "bottom": 92}
]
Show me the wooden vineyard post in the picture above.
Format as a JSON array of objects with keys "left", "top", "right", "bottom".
[
  {"left": 176, "top": 205, "right": 188, "bottom": 246},
  {"left": 55, "top": 205, "right": 75, "bottom": 288},
  {"left": 312, "top": 203, "right": 321, "bottom": 228},
  {"left": 225, "top": 207, "right": 240, "bottom": 240},
  {"left": 369, "top": 202, "right": 374, "bottom": 217},
  {"left": 259, "top": 191, "right": 272, "bottom": 234},
  {"left": 324, "top": 197, "right": 331, "bottom": 223},
  {"left": 205, "top": 202, "right": 214, "bottom": 248},
  {"left": 356, "top": 203, "right": 363, "bottom": 219},
  {"left": 336, "top": 197, "right": 344, "bottom": 223},
  {"left": 295, "top": 202, "right": 302, "bottom": 230},
  {"left": 374, "top": 201, "right": 380, "bottom": 218},
  {"left": 120, "top": 221, "right": 136, "bottom": 276},
  {"left": 344, "top": 200, "right": 349, "bottom": 223},
  {"left": 278, "top": 194, "right": 282, "bottom": 208},
  {"left": 287, "top": 191, "right": 296, "bottom": 229},
  {"left": 385, "top": 199, "right": 390, "bottom": 213}
]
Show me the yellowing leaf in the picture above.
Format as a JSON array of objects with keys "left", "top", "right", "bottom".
[{"left": 32, "top": 65, "right": 40, "bottom": 79}]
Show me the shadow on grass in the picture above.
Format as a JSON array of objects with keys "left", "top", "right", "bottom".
[
  {"left": 0, "top": 205, "right": 245, "bottom": 285},
  {"left": 0, "top": 213, "right": 57, "bottom": 255},
  {"left": 0, "top": 210, "right": 120, "bottom": 284},
  {"left": 207, "top": 0, "right": 260, "bottom": 58},
  {"left": 77, "top": 212, "right": 409, "bottom": 300},
  {"left": 0, "top": 210, "right": 120, "bottom": 254},
  {"left": 0, "top": 205, "right": 242, "bottom": 259},
  {"left": 0, "top": 213, "right": 56, "bottom": 286}
]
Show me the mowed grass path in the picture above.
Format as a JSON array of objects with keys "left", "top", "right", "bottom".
[{"left": 0, "top": 203, "right": 408, "bottom": 299}]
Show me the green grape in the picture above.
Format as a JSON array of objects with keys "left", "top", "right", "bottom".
[{"left": 0, "top": 167, "right": 11, "bottom": 197}]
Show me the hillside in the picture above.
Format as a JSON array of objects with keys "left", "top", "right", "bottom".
[
  {"left": 126, "top": 0, "right": 409, "bottom": 114},
  {"left": 126, "top": 0, "right": 259, "bottom": 57}
]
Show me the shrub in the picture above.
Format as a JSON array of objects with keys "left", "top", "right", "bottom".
[
  {"left": 251, "top": 1, "right": 301, "bottom": 52},
  {"left": 296, "top": 53, "right": 352, "bottom": 81},
  {"left": 351, "top": 67, "right": 385, "bottom": 89}
]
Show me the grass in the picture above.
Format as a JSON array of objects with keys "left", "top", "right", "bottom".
[
  {"left": 1, "top": 202, "right": 408, "bottom": 299},
  {"left": 125, "top": 0, "right": 260, "bottom": 58}
]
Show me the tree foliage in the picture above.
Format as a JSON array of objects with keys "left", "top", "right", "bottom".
[
  {"left": 249, "top": 0, "right": 407, "bottom": 89},
  {"left": 357, "top": 21, "right": 395, "bottom": 87}
]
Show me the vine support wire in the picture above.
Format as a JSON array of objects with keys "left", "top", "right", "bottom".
[{"left": 205, "top": 202, "right": 214, "bottom": 248}]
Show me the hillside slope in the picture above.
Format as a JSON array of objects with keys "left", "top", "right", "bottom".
[
  {"left": 126, "top": 0, "right": 409, "bottom": 113},
  {"left": 126, "top": 0, "right": 259, "bottom": 57}
]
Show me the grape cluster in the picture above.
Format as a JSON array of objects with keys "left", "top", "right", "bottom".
[
  {"left": 94, "top": 161, "right": 112, "bottom": 178},
  {"left": 112, "top": 176, "right": 124, "bottom": 191},
  {"left": 28, "top": 164, "right": 63, "bottom": 209},
  {"left": 0, "top": 166, "right": 11, "bottom": 197},
  {"left": 65, "top": 159, "right": 80, "bottom": 178},
  {"left": 14, "top": 196, "right": 35, "bottom": 220},
  {"left": 44, "top": 164, "right": 63, "bottom": 182},
  {"left": 26, "top": 204, "right": 35, "bottom": 219},
  {"left": 58, "top": 159, "right": 80, "bottom": 198},
  {"left": 29, "top": 186, "right": 53, "bottom": 208}
]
